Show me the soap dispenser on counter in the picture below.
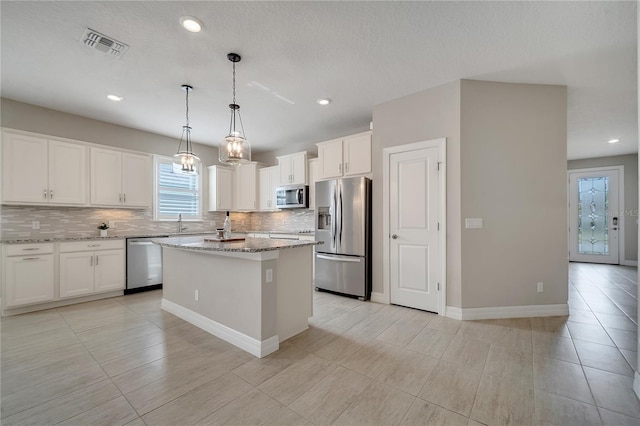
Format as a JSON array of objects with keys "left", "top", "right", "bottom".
[{"left": 223, "top": 211, "right": 231, "bottom": 239}]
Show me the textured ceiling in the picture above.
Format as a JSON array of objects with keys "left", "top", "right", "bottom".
[{"left": 0, "top": 1, "right": 636, "bottom": 159}]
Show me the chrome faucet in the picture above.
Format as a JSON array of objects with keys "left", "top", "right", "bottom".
[{"left": 178, "top": 214, "right": 188, "bottom": 233}]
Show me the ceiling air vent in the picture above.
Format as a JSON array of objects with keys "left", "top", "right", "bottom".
[{"left": 80, "top": 28, "right": 129, "bottom": 58}]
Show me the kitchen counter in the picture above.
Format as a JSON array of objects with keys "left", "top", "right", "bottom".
[
  {"left": 152, "top": 235, "right": 318, "bottom": 253},
  {"left": 0, "top": 230, "right": 315, "bottom": 244},
  {"left": 159, "top": 235, "right": 314, "bottom": 358}
]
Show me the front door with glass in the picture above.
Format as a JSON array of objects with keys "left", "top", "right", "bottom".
[{"left": 568, "top": 167, "right": 621, "bottom": 264}]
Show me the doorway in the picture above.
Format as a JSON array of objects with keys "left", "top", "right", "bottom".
[
  {"left": 568, "top": 166, "right": 623, "bottom": 264},
  {"left": 383, "top": 138, "right": 446, "bottom": 314}
]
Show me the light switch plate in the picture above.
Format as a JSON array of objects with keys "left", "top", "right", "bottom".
[
  {"left": 266, "top": 269, "right": 273, "bottom": 283},
  {"left": 109, "top": 221, "right": 116, "bottom": 228},
  {"left": 465, "top": 218, "right": 483, "bottom": 229},
  {"left": 32, "top": 221, "right": 40, "bottom": 230}
]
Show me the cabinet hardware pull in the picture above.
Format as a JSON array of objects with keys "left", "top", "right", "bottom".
[
  {"left": 123, "top": 194, "right": 126, "bottom": 203},
  {"left": 345, "top": 163, "right": 349, "bottom": 172},
  {"left": 43, "top": 189, "right": 48, "bottom": 199},
  {"left": 338, "top": 164, "right": 342, "bottom": 173},
  {"left": 119, "top": 193, "right": 122, "bottom": 202},
  {"left": 90, "top": 256, "right": 93, "bottom": 266},
  {"left": 49, "top": 190, "right": 53, "bottom": 199},
  {"left": 96, "top": 256, "right": 99, "bottom": 265},
  {"left": 23, "top": 257, "right": 40, "bottom": 261},
  {"left": 22, "top": 248, "right": 40, "bottom": 251},
  {"left": 88, "top": 244, "right": 101, "bottom": 247}
]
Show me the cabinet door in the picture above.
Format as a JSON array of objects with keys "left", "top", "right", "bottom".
[
  {"left": 236, "top": 164, "right": 258, "bottom": 210},
  {"left": 48, "top": 141, "right": 87, "bottom": 205},
  {"left": 90, "top": 148, "right": 122, "bottom": 206},
  {"left": 278, "top": 157, "right": 293, "bottom": 185},
  {"left": 209, "top": 166, "right": 233, "bottom": 211},
  {"left": 258, "top": 167, "right": 272, "bottom": 211},
  {"left": 290, "top": 152, "right": 307, "bottom": 185},
  {"left": 4, "top": 254, "right": 54, "bottom": 307},
  {"left": 2, "top": 133, "right": 48, "bottom": 203},
  {"left": 122, "top": 153, "right": 152, "bottom": 208},
  {"left": 318, "top": 140, "right": 343, "bottom": 179},
  {"left": 308, "top": 159, "right": 319, "bottom": 210},
  {"left": 94, "top": 250, "right": 125, "bottom": 292},
  {"left": 269, "top": 166, "right": 280, "bottom": 210},
  {"left": 343, "top": 133, "right": 372, "bottom": 176},
  {"left": 59, "top": 252, "right": 95, "bottom": 298}
]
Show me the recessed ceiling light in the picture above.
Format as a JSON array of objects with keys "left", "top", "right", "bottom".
[
  {"left": 608, "top": 138, "right": 620, "bottom": 144},
  {"left": 317, "top": 98, "right": 331, "bottom": 106},
  {"left": 107, "top": 94, "right": 123, "bottom": 101},
  {"left": 180, "top": 16, "right": 202, "bottom": 33}
]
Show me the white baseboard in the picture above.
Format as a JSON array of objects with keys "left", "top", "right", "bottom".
[
  {"left": 161, "top": 298, "right": 279, "bottom": 358},
  {"left": 621, "top": 260, "right": 638, "bottom": 266},
  {"left": 445, "top": 304, "right": 569, "bottom": 320},
  {"left": 370, "top": 291, "right": 389, "bottom": 304},
  {"left": 634, "top": 372, "right": 640, "bottom": 401}
]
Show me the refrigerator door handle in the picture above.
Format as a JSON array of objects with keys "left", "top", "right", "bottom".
[{"left": 316, "top": 254, "right": 362, "bottom": 263}]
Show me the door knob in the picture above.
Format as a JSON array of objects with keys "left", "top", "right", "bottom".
[{"left": 391, "top": 234, "right": 398, "bottom": 239}]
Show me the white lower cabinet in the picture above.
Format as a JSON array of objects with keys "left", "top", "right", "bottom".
[
  {"left": 59, "top": 240, "right": 125, "bottom": 298},
  {"left": 4, "top": 243, "right": 55, "bottom": 308}
]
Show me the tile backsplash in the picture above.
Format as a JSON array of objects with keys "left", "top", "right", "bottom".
[{"left": 0, "top": 206, "right": 315, "bottom": 240}]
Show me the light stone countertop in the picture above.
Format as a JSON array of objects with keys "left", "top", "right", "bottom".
[
  {"left": 1, "top": 230, "right": 315, "bottom": 244},
  {"left": 152, "top": 235, "right": 320, "bottom": 253}
]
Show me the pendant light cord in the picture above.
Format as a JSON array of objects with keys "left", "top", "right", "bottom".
[{"left": 185, "top": 86, "right": 191, "bottom": 153}]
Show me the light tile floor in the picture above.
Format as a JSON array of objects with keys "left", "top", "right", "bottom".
[{"left": 1, "top": 262, "right": 638, "bottom": 425}]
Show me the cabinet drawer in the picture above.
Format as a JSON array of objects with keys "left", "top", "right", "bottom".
[
  {"left": 59, "top": 239, "right": 124, "bottom": 253},
  {"left": 5, "top": 243, "right": 54, "bottom": 256}
]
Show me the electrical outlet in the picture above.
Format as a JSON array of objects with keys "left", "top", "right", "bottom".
[
  {"left": 109, "top": 221, "right": 116, "bottom": 228},
  {"left": 194, "top": 289, "right": 199, "bottom": 301},
  {"left": 32, "top": 221, "right": 40, "bottom": 230},
  {"left": 266, "top": 269, "right": 273, "bottom": 283},
  {"left": 537, "top": 282, "right": 544, "bottom": 293},
  {"left": 210, "top": 221, "right": 215, "bottom": 228}
]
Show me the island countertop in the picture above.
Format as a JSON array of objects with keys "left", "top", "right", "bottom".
[{"left": 152, "top": 235, "right": 320, "bottom": 253}]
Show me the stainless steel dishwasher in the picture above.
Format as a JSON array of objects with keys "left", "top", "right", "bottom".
[{"left": 126, "top": 237, "right": 166, "bottom": 294}]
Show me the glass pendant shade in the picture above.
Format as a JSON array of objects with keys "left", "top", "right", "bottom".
[
  {"left": 219, "top": 130, "right": 251, "bottom": 165},
  {"left": 219, "top": 53, "right": 251, "bottom": 165},
  {"left": 173, "top": 85, "right": 200, "bottom": 175}
]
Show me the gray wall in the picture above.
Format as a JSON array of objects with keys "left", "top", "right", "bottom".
[
  {"left": 372, "top": 80, "right": 463, "bottom": 307},
  {"left": 568, "top": 154, "right": 638, "bottom": 262},
  {"left": 459, "top": 80, "right": 568, "bottom": 308},
  {"left": 372, "top": 79, "right": 568, "bottom": 310}
]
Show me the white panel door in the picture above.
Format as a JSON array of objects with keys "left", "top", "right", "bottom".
[
  {"left": 2, "top": 133, "right": 48, "bottom": 203},
  {"left": 48, "top": 140, "right": 87, "bottom": 205},
  {"left": 59, "top": 252, "right": 95, "bottom": 298},
  {"left": 94, "top": 249, "right": 125, "bottom": 292},
  {"left": 389, "top": 146, "right": 441, "bottom": 312},
  {"left": 290, "top": 152, "right": 307, "bottom": 184},
  {"left": 122, "top": 153, "right": 152, "bottom": 207},
  {"left": 568, "top": 168, "right": 621, "bottom": 264}
]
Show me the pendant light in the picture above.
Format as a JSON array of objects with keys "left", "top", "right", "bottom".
[
  {"left": 173, "top": 84, "right": 201, "bottom": 175},
  {"left": 219, "top": 53, "right": 251, "bottom": 165}
]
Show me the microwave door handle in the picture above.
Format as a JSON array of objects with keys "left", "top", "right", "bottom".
[{"left": 297, "top": 189, "right": 303, "bottom": 205}]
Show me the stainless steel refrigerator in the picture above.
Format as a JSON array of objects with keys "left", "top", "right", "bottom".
[{"left": 314, "top": 176, "right": 371, "bottom": 300}]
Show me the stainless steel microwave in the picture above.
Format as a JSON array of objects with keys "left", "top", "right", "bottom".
[{"left": 275, "top": 184, "right": 309, "bottom": 209}]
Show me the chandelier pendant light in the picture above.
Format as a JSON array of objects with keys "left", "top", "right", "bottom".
[
  {"left": 219, "top": 52, "right": 251, "bottom": 165},
  {"left": 173, "top": 84, "right": 201, "bottom": 175}
]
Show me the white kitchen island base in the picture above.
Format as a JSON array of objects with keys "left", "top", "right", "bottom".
[{"left": 157, "top": 238, "right": 314, "bottom": 358}]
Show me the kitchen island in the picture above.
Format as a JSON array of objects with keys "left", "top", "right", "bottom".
[{"left": 153, "top": 235, "right": 318, "bottom": 357}]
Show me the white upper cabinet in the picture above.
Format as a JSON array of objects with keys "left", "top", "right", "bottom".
[
  {"left": 317, "top": 131, "right": 372, "bottom": 179},
  {"left": 208, "top": 165, "right": 234, "bottom": 211},
  {"left": 90, "top": 148, "right": 151, "bottom": 208},
  {"left": 277, "top": 152, "right": 307, "bottom": 185},
  {"left": 307, "top": 158, "right": 319, "bottom": 210},
  {"left": 122, "top": 153, "right": 152, "bottom": 207},
  {"left": 235, "top": 162, "right": 263, "bottom": 211},
  {"left": 2, "top": 132, "right": 87, "bottom": 205},
  {"left": 259, "top": 166, "right": 280, "bottom": 211}
]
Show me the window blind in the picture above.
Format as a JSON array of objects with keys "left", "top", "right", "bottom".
[{"left": 156, "top": 160, "right": 201, "bottom": 219}]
